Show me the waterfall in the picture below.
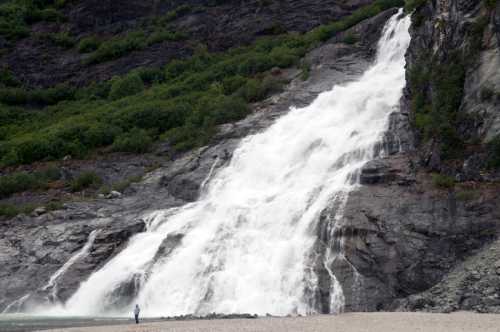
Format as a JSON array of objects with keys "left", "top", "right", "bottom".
[
  {"left": 3, "top": 230, "right": 100, "bottom": 314},
  {"left": 44, "top": 11, "right": 410, "bottom": 317},
  {"left": 42, "top": 230, "right": 100, "bottom": 303}
]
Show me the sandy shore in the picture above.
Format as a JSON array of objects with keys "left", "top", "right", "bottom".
[{"left": 41, "top": 312, "right": 500, "bottom": 332}]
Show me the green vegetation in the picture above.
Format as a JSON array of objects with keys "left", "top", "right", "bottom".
[
  {"left": 0, "top": 203, "right": 37, "bottom": 218},
  {"left": 109, "top": 74, "right": 145, "bottom": 101},
  {"left": 306, "top": 0, "right": 403, "bottom": 42},
  {"left": 112, "top": 128, "right": 153, "bottom": 153},
  {"left": 0, "top": 83, "right": 75, "bottom": 106},
  {"left": 431, "top": 173, "right": 456, "bottom": 189},
  {"left": 37, "top": 31, "right": 75, "bottom": 48},
  {"left": 486, "top": 135, "right": 500, "bottom": 169},
  {"left": 0, "top": 0, "right": 404, "bottom": 167},
  {"left": 0, "top": 167, "right": 61, "bottom": 198},
  {"left": 78, "top": 36, "right": 101, "bottom": 53},
  {"left": 0, "top": 0, "right": 66, "bottom": 41},
  {"left": 404, "top": 0, "right": 427, "bottom": 13},
  {"left": 343, "top": 33, "right": 359, "bottom": 45},
  {"left": 154, "top": 4, "right": 193, "bottom": 25},
  {"left": 456, "top": 189, "right": 480, "bottom": 201},
  {"left": 70, "top": 171, "right": 102, "bottom": 192},
  {"left": 0, "top": 68, "right": 20, "bottom": 88},
  {"left": 409, "top": 53, "right": 466, "bottom": 159},
  {"left": 300, "top": 62, "right": 311, "bottom": 81},
  {"left": 84, "top": 29, "right": 187, "bottom": 65},
  {"left": 484, "top": 0, "right": 497, "bottom": 10}
]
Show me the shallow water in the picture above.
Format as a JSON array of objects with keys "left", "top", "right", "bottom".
[{"left": 0, "top": 314, "right": 145, "bottom": 332}]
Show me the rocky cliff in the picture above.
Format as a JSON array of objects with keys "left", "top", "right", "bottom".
[{"left": 326, "top": 0, "right": 500, "bottom": 312}]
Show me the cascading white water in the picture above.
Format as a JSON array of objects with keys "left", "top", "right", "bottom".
[
  {"left": 42, "top": 230, "right": 101, "bottom": 302},
  {"left": 43, "top": 11, "right": 410, "bottom": 317}
]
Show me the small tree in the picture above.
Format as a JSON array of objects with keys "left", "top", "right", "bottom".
[{"left": 109, "top": 74, "right": 145, "bottom": 101}]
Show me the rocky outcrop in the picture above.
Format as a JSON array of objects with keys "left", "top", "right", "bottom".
[
  {"left": 321, "top": 154, "right": 499, "bottom": 312},
  {"left": 320, "top": 0, "right": 500, "bottom": 313}
]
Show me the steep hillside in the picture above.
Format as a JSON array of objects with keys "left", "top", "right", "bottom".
[{"left": 0, "top": 0, "right": 402, "bottom": 217}]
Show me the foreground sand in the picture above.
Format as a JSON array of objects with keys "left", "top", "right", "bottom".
[{"left": 43, "top": 312, "right": 500, "bottom": 332}]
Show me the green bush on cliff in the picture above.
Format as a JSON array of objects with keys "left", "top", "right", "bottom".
[
  {"left": 70, "top": 171, "right": 102, "bottom": 192},
  {"left": 111, "top": 128, "right": 153, "bottom": 153},
  {"left": 85, "top": 31, "right": 146, "bottom": 65},
  {"left": 404, "top": 0, "right": 427, "bottom": 13},
  {"left": 409, "top": 54, "right": 466, "bottom": 160},
  {"left": 109, "top": 74, "right": 145, "bottom": 101},
  {"left": 486, "top": 136, "right": 500, "bottom": 169},
  {"left": 0, "top": 84, "right": 75, "bottom": 106},
  {"left": 431, "top": 173, "right": 455, "bottom": 189},
  {"left": 78, "top": 36, "right": 101, "bottom": 53},
  {"left": 0, "top": 166, "right": 61, "bottom": 198},
  {"left": 0, "top": 203, "right": 36, "bottom": 218},
  {"left": 0, "top": 0, "right": 66, "bottom": 41}
]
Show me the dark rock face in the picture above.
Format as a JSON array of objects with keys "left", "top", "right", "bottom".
[
  {"left": 321, "top": 155, "right": 500, "bottom": 312},
  {"left": 320, "top": 0, "right": 500, "bottom": 313},
  {"left": 0, "top": 212, "right": 146, "bottom": 311},
  {"left": 1, "top": 0, "right": 374, "bottom": 88}
]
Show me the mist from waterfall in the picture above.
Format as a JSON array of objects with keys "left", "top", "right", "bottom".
[{"left": 40, "top": 11, "right": 410, "bottom": 317}]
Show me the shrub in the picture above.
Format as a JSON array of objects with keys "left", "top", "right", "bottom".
[
  {"left": 431, "top": 173, "right": 455, "bottom": 189},
  {"left": 85, "top": 31, "right": 146, "bottom": 65},
  {"left": 343, "top": 33, "right": 358, "bottom": 44},
  {"left": 404, "top": 0, "right": 427, "bottom": 12},
  {"left": 0, "top": 0, "right": 66, "bottom": 41},
  {"left": 0, "top": 166, "right": 61, "bottom": 198},
  {"left": 269, "top": 46, "right": 298, "bottom": 67},
  {"left": 38, "top": 31, "right": 75, "bottom": 48},
  {"left": 155, "top": 4, "right": 192, "bottom": 25},
  {"left": 109, "top": 74, "right": 145, "bottom": 101},
  {"left": 484, "top": 0, "right": 497, "bottom": 10},
  {"left": 145, "top": 30, "right": 186, "bottom": 45},
  {"left": 70, "top": 171, "right": 102, "bottom": 192},
  {"left": 0, "top": 203, "right": 36, "bottom": 218},
  {"left": 0, "top": 68, "right": 20, "bottom": 87},
  {"left": 0, "top": 84, "right": 75, "bottom": 106},
  {"left": 237, "top": 76, "right": 284, "bottom": 102},
  {"left": 486, "top": 135, "right": 500, "bottom": 169},
  {"left": 78, "top": 36, "right": 101, "bottom": 53},
  {"left": 111, "top": 128, "right": 153, "bottom": 153},
  {"left": 134, "top": 67, "right": 166, "bottom": 85},
  {"left": 222, "top": 75, "right": 247, "bottom": 95}
]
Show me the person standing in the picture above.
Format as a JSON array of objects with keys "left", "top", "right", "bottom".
[{"left": 133, "top": 304, "right": 140, "bottom": 324}]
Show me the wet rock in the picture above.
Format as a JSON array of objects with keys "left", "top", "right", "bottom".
[
  {"left": 32, "top": 207, "right": 47, "bottom": 217},
  {"left": 106, "top": 190, "right": 122, "bottom": 199},
  {"left": 359, "top": 160, "right": 392, "bottom": 185}
]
